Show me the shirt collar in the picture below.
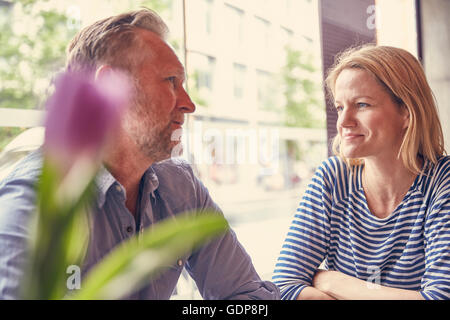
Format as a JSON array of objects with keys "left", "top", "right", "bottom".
[
  {"left": 143, "top": 165, "right": 160, "bottom": 200},
  {"left": 354, "top": 157, "right": 431, "bottom": 193},
  {"left": 95, "top": 164, "right": 160, "bottom": 208},
  {"left": 95, "top": 166, "right": 118, "bottom": 208}
]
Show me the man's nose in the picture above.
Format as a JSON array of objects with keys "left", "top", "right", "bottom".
[{"left": 177, "top": 86, "right": 196, "bottom": 113}]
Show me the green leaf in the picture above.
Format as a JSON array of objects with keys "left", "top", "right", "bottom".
[
  {"left": 21, "top": 159, "right": 94, "bottom": 299},
  {"left": 69, "top": 212, "right": 228, "bottom": 300}
]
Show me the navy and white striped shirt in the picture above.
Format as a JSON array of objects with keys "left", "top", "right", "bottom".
[{"left": 273, "top": 155, "right": 450, "bottom": 300}]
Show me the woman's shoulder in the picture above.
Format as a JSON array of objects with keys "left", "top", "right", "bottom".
[
  {"left": 420, "top": 155, "right": 450, "bottom": 195},
  {"left": 436, "top": 155, "right": 450, "bottom": 167},
  {"left": 317, "top": 156, "right": 352, "bottom": 177},
  {"left": 434, "top": 155, "right": 450, "bottom": 179},
  {"left": 312, "top": 156, "right": 357, "bottom": 189},
  {"left": 424, "top": 155, "right": 450, "bottom": 178},
  {"left": 311, "top": 156, "right": 358, "bottom": 202}
]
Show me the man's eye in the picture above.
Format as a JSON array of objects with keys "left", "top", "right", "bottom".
[
  {"left": 358, "top": 102, "right": 369, "bottom": 108},
  {"left": 335, "top": 105, "right": 343, "bottom": 112},
  {"left": 166, "top": 76, "right": 176, "bottom": 86}
]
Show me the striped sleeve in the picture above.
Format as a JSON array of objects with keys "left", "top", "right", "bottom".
[
  {"left": 421, "top": 158, "right": 450, "bottom": 300},
  {"left": 272, "top": 158, "right": 336, "bottom": 300}
]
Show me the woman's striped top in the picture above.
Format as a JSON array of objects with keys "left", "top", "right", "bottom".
[{"left": 273, "top": 156, "right": 450, "bottom": 300}]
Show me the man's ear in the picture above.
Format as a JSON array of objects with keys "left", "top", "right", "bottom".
[{"left": 95, "top": 64, "right": 114, "bottom": 81}]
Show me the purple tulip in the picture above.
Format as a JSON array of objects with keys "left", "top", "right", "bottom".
[{"left": 44, "top": 70, "right": 130, "bottom": 172}]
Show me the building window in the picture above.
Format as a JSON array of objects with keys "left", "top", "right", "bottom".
[
  {"left": 254, "top": 16, "right": 271, "bottom": 53},
  {"left": 188, "top": 52, "right": 216, "bottom": 105},
  {"left": 204, "top": 0, "right": 214, "bottom": 35},
  {"left": 232, "top": 63, "right": 246, "bottom": 100},
  {"left": 187, "top": 0, "right": 215, "bottom": 39},
  {"left": 256, "top": 70, "right": 276, "bottom": 111},
  {"left": 197, "top": 55, "right": 215, "bottom": 91},
  {"left": 224, "top": 4, "right": 245, "bottom": 49},
  {"left": 280, "top": 27, "right": 294, "bottom": 49}
]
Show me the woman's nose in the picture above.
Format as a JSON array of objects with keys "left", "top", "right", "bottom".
[{"left": 337, "top": 106, "right": 357, "bottom": 128}]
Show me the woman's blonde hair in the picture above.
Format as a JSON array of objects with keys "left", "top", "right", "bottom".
[{"left": 326, "top": 44, "right": 446, "bottom": 174}]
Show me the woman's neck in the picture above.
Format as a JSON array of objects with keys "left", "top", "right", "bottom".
[{"left": 362, "top": 157, "right": 420, "bottom": 219}]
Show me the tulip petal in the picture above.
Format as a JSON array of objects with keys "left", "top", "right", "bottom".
[{"left": 44, "top": 70, "right": 130, "bottom": 172}]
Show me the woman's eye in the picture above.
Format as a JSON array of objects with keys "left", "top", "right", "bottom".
[
  {"left": 358, "top": 102, "right": 369, "bottom": 108},
  {"left": 335, "top": 105, "right": 343, "bottom": 112}
]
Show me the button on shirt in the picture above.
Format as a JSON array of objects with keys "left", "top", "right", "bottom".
[{"left": 0, "top": 149, "right": 280, "bottom": 300}]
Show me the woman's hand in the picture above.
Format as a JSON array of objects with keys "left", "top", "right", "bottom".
[
  {"left": 311, "top": 269, "right": 424, "bottom": 300},
  {"left": 296, "top": 285, "right": 336, "bottom": 300},
  {"left": 312, "top": 270, "right": 341, "bottom": 294}
]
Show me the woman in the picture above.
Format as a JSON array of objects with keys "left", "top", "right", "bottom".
[{"left": 273, "top": 45, "right": 449, "bottom": 300}]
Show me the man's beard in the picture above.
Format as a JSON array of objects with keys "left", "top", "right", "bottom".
[
  {"left": 126, "top": 89, "right": 182, "bottom": 163},
  {"left": 130, "top": 119, "right": 182, "bottom": 163}
]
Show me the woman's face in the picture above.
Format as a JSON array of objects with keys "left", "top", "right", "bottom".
[{"left": 334, "top": 68, "right": 409, "bottom": 162}]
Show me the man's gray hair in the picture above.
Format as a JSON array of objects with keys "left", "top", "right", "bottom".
[{"left": 66, "top": 8, "right": 169, "bottom": 73}]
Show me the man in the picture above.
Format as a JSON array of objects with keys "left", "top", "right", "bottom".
[{"left": 0, "top": 9, "right": 280, "bottom": 299}]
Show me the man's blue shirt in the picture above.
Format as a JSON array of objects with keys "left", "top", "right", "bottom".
[{"left": 0, "top": 149, "right": 280, "bottom": 299}]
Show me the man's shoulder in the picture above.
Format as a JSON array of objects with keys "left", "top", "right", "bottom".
[
  {"left": 0, "top": 149, "right": 42, "bottom": 229},
  {"left": 151, "top": 158, "right": 198, "bottom": 193},
  {"left": 150, "top": 158, "right": 214, "bottom": 213},
  {"left": 0, "top": 148, "right": 43, "bottom": 188},
  {"left": 152, "top": 157, "right": 194, "bottom": 176}
]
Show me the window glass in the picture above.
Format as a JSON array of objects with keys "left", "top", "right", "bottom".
[
  {"left": 1, "top": 0, "right": 327, "bottom": 299},
  {"left": 183, "top": 1, "right": 326, "bottom": 295},
  {"left": 232, "top": 63, "right": 246, "bottom": 100},
  {"left": 224, "top": 4, "right": 245, "bottom": 50}
]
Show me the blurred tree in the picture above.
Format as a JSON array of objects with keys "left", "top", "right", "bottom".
[
  {"left": 281, "top": 46, "right": 324, "bottom": 129},
  {"left": 0, "top": 0, "right": 77, "bottom": 150},
  {"left": 0, "top": 0, "right": 171, "bottom": 151},
  {"left": 140, "top": 0, "right": 173, "bottom": 14},
  {"left": 0, "top": 0, "right": 76, "bottom": 111},
  {"left": 281, "top": 46, "right": 325, "bottom": 162},
  {"left": 188, "top": 70, "right": 208, "bottom": 108}
]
